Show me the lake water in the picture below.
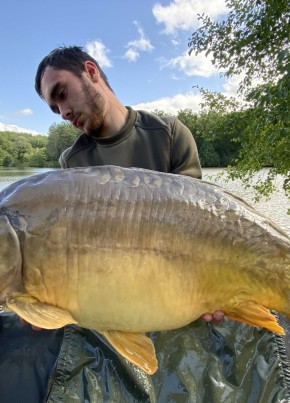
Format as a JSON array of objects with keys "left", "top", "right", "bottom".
[
  {"left": 0, "top": 166, "right": 289, "bottom": 236},
  {"left": 203, "top": 168, "right": 290, "bottom": 236}
]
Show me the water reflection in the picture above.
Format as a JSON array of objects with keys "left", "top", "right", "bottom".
[
  {"left": 203, "top": 168, "right": 290, "bottom": 236},
  {"left": 0, "top": 168, "right": 56, "bottom": 190}
]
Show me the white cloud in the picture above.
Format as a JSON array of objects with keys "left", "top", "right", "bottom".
[
  {"left": 222, "top": 75, "right": 242, "bottom": 97},
  {"left": 132, "top": 82, "right": 246, "bottom": 116},
  {"left": 18, "top": 108, "right": 33, "bottom": 116},
  {"left": 124, "top": 21, "right": 154, "bottom": 62},
  {"left": 161, "top": 50, "right": 219, "bottom": 78},
  {"left": 85, "top": 40, "right": 112, "bottom": 68},
  {"left": 132, "top": 92, "right": 203, "bottom": 114},
  {"left": 153, "top": 0, "right": 227, "bottom": 35},
  {"left": 171, "top": 73, "right": 183, "bottom": 80},
  {"left": 0, "top": 122, "right": 41, "bottom": 135},
  {"left": 171, "top": 38, "right": 181, "bottom": 46},
  {"left": 222, "top": 73, "right": 265, "bottom": 98},
  {"left": 124, "top": 48, "right": 140, "bottom": 62},
  {"left": 132, "top": 75, "right": 251, "bottom": 117}
]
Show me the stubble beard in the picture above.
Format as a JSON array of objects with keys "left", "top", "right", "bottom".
[{"left": 81, "top": 80, "right": 106, "bottom": 137}]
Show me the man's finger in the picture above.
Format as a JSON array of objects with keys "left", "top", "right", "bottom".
[{"left": 19, "top": 317, "right": 43, "bottom": 331}]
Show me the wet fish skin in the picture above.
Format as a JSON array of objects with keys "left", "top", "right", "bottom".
[{"left": 0, "top": 165, "right": 289, "bottom": 375}]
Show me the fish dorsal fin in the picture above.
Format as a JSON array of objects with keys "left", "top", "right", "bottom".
[
  {"left": 6, "top": 293, "right": 77, "bottom": 329},
  {"left": 101, "top": 330, "right": 158, "bottom": 375},
  {"left": 226, "top": 302, "right": 284, "bottom": 335}
]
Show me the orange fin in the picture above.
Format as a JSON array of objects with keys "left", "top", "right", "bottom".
[
  {"left": 6, "top": 293, "right": 78, "bottom": 329},
  {"left": 226, "top": 302, "right": 284, "bottom": 335},
  {"left": 101, "top": 330, "right": 158, "bottom": 375}
]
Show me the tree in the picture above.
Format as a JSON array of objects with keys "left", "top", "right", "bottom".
[
  {"left": 28, "top": 148, "right": 47, "bottom": 167},
  {"left": 188, "top": 0, "right": 290, "bottom": 203},
  {"left": 2, "top": 154, "right": 14, "bottom": 167},
  {"left": 189, "top": 0, "right": 289, "bottom": 89},
  {"left": 199, "top": 142, "right": 220, "bottom": 167},
  {"left": 152, "top": 109, "right": 167, "bottom": 117},
  {"left": 177, "top": 107, "right": 241, "bottom": 168},
  {"left": 13, "top": 137, "right": 33, "bottom": 166},
  {"left": 47, "top": 122, "right": 80, "bottom": 165},
  {"left": 30, "top": 134, "right": 48, "bottom": 149},
  {"left": 0, "top": 131, "right": 48, "bottom": 167}
]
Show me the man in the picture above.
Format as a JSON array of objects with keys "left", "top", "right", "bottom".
[
  {"left": 1, "top": 46, "right": 288, "bottom": 402},
  {"left": 35, "top": 46, "right": 202, "bottom": 177}
]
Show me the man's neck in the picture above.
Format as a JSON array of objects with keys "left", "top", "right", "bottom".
[{"left": 98, "top": 100, "right": 129, "bottom": 138}]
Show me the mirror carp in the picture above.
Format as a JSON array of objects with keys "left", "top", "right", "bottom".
[{"left": 0, "top": 166, "right": 289, "bottom": 375}]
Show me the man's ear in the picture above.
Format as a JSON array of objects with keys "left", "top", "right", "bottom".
[{"left": 84, "top": 61, "right": 99, "bottom": 82}]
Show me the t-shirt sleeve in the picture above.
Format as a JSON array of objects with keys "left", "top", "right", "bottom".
[{"left": 170, "top": 118, "right": 202, "bottom": 179}]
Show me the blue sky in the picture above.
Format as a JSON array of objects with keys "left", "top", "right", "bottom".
[{"left": 0, "top": 0, "right": 233, "bottom": 135}]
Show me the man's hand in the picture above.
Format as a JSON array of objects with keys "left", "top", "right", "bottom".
[
  {"left": 19, "top": 318, "right": 42, "bottom": 331},
  {"left": 201, "top": 310, "right": 224, "bottom": 325}
]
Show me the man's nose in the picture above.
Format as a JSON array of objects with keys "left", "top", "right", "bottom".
[{"left": 59, "top": 105, "right": 72, "bottom": 120}]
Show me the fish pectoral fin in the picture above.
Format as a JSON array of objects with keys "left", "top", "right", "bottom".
[
  {"left": 6, "top": 293, "right": 78, "bottom": 329},
  {"left": 101, "top": 330, "right": 158, "bottom": 375},
  {"left": 226, "top": 301, "right": 284, "bottom": 335}
]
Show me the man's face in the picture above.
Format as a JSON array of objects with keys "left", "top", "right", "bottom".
[{"left": 41, "top": 67, "right": 106, "bottom": 135}]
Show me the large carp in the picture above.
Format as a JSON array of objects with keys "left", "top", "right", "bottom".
[{"left": 0, "top": 166, "right": 289, "bottom": 375}]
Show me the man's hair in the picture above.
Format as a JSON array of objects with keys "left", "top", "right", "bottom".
[{"left": 35, "top": 45, "right": 113, "bottom": 97}]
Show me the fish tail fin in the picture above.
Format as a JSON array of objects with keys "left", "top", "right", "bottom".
[{"left": 226, "top": 301, "right": 284, "bottom": 335}]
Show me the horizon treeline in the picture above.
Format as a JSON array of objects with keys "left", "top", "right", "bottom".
[{"left": 0, "top": 106, "right": 269, "bottom": 169}]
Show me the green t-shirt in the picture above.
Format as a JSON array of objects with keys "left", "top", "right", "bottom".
[{"left": 59, "top": 107, "right": 202, "bottom": 180}]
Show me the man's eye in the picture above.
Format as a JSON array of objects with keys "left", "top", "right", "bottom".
[
  {"left": 51, "top": 105, "right": 60, "bottom": 114},
  {"left": 59, "top": 90, "right": 65, "bottom": 99}
]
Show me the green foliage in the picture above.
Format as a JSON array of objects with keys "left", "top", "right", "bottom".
[
  {"left": 152, "top": 109, "right": 168, "bottom": 117},
  {"left": 2, "top": 154, "right": 14, "bottom": 167},
  {"left": 188, "top": 0, "right": 290, "bottom": 204},
  {"left": 13, "top": 137, "right": 33, "bottom": 165},
  {"left": 29, "top": 148, "right": 47, "bottom": 167},
  {"left": 177, "top": 108, "right": 242, "bottom": 168},
  {"left": 0, "top": 131, "right": 49, "bottom": 167},
  {"left": 0, "top": 123, "right": 79, "bottom": 168},
  {"left": 189, "top": 0, "right": 289, "bottom": 89},
  {"left": 47, "top": 122, "right": 80, "bottom": 165},
  {"left": 199, "top": 142, "right": 220, "bottom": 167}
]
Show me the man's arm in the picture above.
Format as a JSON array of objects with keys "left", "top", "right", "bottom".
[{"left": 170, "top": 118, "right": 202, "bottom": 179}]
